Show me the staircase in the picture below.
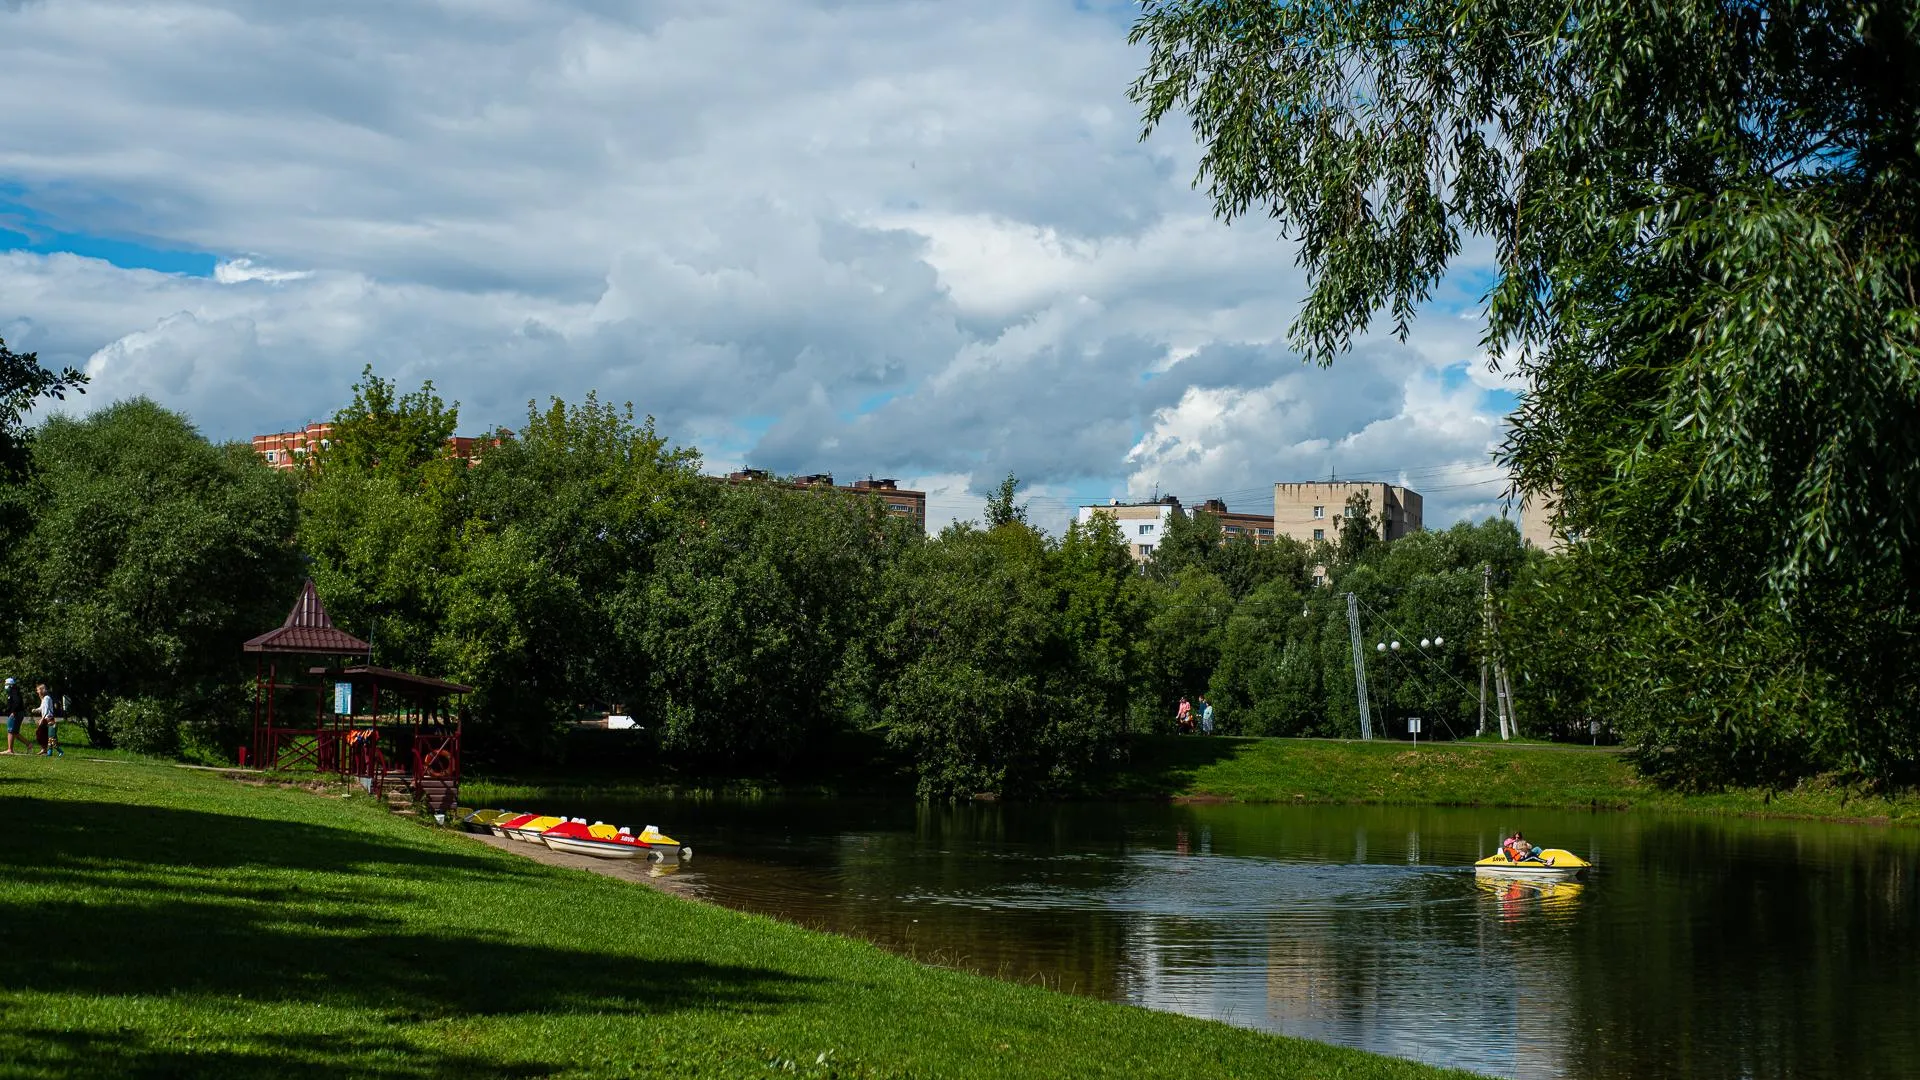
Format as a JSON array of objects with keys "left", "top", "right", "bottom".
[{"left": 414, "top": 777, "right": 460, "bottom": 814}]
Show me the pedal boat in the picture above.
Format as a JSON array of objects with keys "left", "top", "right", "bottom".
[
  {"left": 491, "top": 812, "right": 535, "bottom": 838},
  {"left": 462, "top": 808, "right": 506, "bottom": 834},
  {"left": 500, "top": 814, "right": 564, "bottom": 842},
  {"left": 636, "top": 825, "right": 692, "bottom": 862},
  {"left": 541, "top": 820, "right": 651, "bottom": 860},
  {"left": 1474, "top": 848, "right": 1590, "bottom": 881}
]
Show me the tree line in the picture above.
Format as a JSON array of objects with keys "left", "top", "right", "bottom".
[{"left": 0, "top": 355, "right": 1559, "bottom": 795}]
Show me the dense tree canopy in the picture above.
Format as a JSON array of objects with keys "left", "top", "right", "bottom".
[
  {"left": 1131, "top": 0, "right": 1920, "bottom": 786},
  {"left": 12, "top": 400, "right": 302, "bottom": 754}
]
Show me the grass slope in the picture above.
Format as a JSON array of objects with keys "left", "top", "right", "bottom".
[
  {"left": 0, "top": 754, "right": 1476, "bottom": 1080},
  {"left": 1107, "top": 736, "right": 1920, "bottom": 825}
]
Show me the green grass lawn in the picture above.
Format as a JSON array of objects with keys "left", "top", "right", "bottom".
[
  {"left": 1103, "top": 736, "right": 1920, "bottom": 825},
  {"left": 0, "top": 753, "right": 1477, "bottom": 1079}
]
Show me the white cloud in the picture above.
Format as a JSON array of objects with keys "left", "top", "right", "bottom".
[
  {"left": 213, "top": 258, "right": 311, "bottom": 284},
  {"left": 1, "top": 0, "right": 1515, "bottom": 530}
]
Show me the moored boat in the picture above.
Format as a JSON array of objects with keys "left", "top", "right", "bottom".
[
  {"left": 541, "top": 820, "right": 650, "bottom": 860},
  {"left": 492, "top": 812, "right": 536, "bottom": 838},
  {"left": 637, "top": 825, "right": 691, "bottom": 862},
  {"left": 1474, "top": 847, "right": 1590, "bottom": 881},
  {"left": 507, "top": 815, "right": 564, "bottom": 842}
]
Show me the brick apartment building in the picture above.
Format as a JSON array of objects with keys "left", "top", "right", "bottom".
[
  {"left": 1272, "top": 481, "right": 1423, "bottom": 545},
  {"left": 1193, "top": 498, "right": 1277, "bottom": 545},
  {"left": 251, "top": 423, "right": 334, "bottom": 469},
  {"left": 724, "top": 470, "right": 927, "bottom": 533},
  {"left": 251, "top": 423, "right": 491, "bottom": 470}
]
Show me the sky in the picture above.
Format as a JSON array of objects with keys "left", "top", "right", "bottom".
[{"left": 0, "top": 0, "right": 1524, "bottom": 534}]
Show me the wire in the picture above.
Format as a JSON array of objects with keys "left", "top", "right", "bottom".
[{"left": 1353, "top": 594, "right": 1484, "bottom": 702}]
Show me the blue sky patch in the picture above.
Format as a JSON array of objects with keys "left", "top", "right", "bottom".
[{"left": 1, "top": 190, "right": 216, "bottom": 277}]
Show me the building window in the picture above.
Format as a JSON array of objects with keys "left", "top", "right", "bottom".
[
  {"left": 1314, "top": 573, "right": 1326, "bottom": 587},
  {"left": 1313, "top": 528, "right": 1325, "bottom": 541},
  {"left": 1138, "top": 524, "right": 1153, "bottom": 535},
  {"left": 1313, "top": 505, "right": 1325, "bottom": 519},
  {"left": 1257, "top": 528, "right": 1272, "bottom": 536},
  {"left": 1139, "top": 544, "right": 1154, "bottom": 556}
]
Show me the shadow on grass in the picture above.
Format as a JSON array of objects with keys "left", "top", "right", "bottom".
[
  {"left": 8, "top": 1028, "right": 559, "bottom": 1080},
  {"left": 0, "top": 796, "right": 825, "bottom": 1075},
  {"left": 1090, "top": 735, "right": 1252, "bottom": 799}
]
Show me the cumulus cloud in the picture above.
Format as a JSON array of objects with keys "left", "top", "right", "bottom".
[{"left": 1, "top": 0, "right": 1517, "bottom": 529}]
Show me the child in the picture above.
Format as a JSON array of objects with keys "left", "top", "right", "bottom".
[{"left": 36, "top": 684, "right": 61, "bottom": 758}]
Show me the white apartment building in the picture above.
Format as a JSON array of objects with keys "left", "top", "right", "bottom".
[{"left": 1077, "top": 496, "right": 1182, "bottom": 562}]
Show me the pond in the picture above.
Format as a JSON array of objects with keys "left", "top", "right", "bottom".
[{"left": 554, "top": 796, "right": 1918, "bottom": 1079}]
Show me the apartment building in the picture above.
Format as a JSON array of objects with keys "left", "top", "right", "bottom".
[
  {"left": 1077, "top": 496, "right": 1182, "bottom": 561},
  {"left": 1192, "top": 498, "right": 1276, "bottom": 545},
  {"left": 251, "top": 423, "right": 334, "bottom": 469},
  {"left": 1272, "top": 481, "right": 1423, "bottom": 545},
  {"left": 1518, "top": 490, "right": 1567, "bottom": 554},
  {"left": 251, "top": 423, "right": 493, "bottom": 470},
  {"left": 723, "top": 470, "right": 928, "bottom": 532}
]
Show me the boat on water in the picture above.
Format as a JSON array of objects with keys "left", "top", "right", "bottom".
[
  {"left": 637, "top": 825, "right": 691, "bottom": 862},
  {"left": 1474, "top": 848, "right": 1590, "bottom": 881},
  {"left": 541, "top": 820, "right": 651, "bottom": 860}
]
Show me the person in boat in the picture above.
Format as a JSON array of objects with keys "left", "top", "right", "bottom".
[{"left": 1502, "top": 831, "right": 1538, "bottom": 862}]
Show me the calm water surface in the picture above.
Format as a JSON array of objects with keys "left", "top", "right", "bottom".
[{"left": 566, "top": 798, "right": 1917, "bottom": 1079}]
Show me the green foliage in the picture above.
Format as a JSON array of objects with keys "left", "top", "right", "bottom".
[
  {"left": 14, "top": 400, "right": 302, "bottom": 745},
  {"left": 100, "top": 696, "right": 179, "bottom": 757},
  {"left": 879, "top": 518, "right": 1144, "bottom": 797},
  {"left": 321, "top": 364, "right": 460, "bottom": 475},
  {"left": 1138, "top": 568, "right": 1232, "bottom": 729},
  {"left": 1334, "top": 492, "right": 1377, "bottom": 567},
  {"left": 1129, "top": 1, "right": 1920, "bottom": 787},
  {"left": 982, "top": 472, "right": 1029, "bottom": 529},
  {"left": 640, "top": 481, "right": 909, "bottom": 763},
  {"left": 0, "top": 335, "right": 86, "bottom": 483}
]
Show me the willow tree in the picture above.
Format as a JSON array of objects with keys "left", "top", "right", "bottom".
[{"left": 1130, "top": 3, "right": 1920, "bottom": 785}]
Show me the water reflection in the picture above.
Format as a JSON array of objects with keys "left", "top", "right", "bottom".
[
  {"left": 1476, "top": 877, "right": 1586, "bottom": 923},
  {"left": 543, "top": 796, "right": 1918, "bottom": 1080}
]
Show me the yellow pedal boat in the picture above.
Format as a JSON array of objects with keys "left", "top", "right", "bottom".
[{"left": 1474, "top": 848, "right": 1590, "bottom": 881}]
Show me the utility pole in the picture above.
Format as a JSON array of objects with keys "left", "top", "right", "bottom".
[
  {"left": 1479, "top": 565, "right": 1492, "bottom": 737},
  {"left": 1345, "top": 592, "right": 1373, "bottom": 740},
  {"left": 1482, "top": 564, "right": 1514, "bottom": 740}
]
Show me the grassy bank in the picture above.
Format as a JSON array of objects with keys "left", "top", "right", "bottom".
[
  {"left": 1106, "top": 736, "right": 1920, "bottom": 825},
  {"left": 0, "top": 753, "right": 1474, "bottom": 1079}
]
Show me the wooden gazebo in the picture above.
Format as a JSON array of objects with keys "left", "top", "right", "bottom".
[{"left": 245, "top": 581, "right": 470, "bottom": 812}]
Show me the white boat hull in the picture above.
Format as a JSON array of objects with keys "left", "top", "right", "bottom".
[
  {"left": 542, "top": 834, "right": 647, "bottom": 860},
  {"left": 1475, "top": 863, "right": 1584, "bottom": 882}
]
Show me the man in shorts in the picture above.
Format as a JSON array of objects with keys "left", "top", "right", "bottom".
[{"left": 2, "top": 677, "right": 21, "bottom": 755}]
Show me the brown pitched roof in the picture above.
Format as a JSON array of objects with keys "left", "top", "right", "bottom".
[
  {"left": 243, "top": 580, "right": 372, "bottom": 656},
  {"left": 310, "top": 665, "right": 473, "bottom": 697}
]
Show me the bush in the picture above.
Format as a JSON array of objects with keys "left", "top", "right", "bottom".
[{"left": 102, "top": 697, "right": 180, "bottom": 757}]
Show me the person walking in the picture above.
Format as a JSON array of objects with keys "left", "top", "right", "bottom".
[
  {"left": 36, "top": 684, "right": 60, "bottom": 757},
  {"left": 2, "top": 677, "right": 22, "bottom": 755},
  {"left": 1198, "top": 696, "right": 1215, "bottom": 736},
  {"left": 1175, "top": 696, "right": 1192, "bottom": 734}
]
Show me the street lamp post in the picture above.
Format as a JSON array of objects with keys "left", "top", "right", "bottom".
[
  {"left": 1374, "top": 640, "right": 1399, "bottom": 733},
  {"left": 1377, "top": 636, "right": 1445, "bottom": 740}
]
